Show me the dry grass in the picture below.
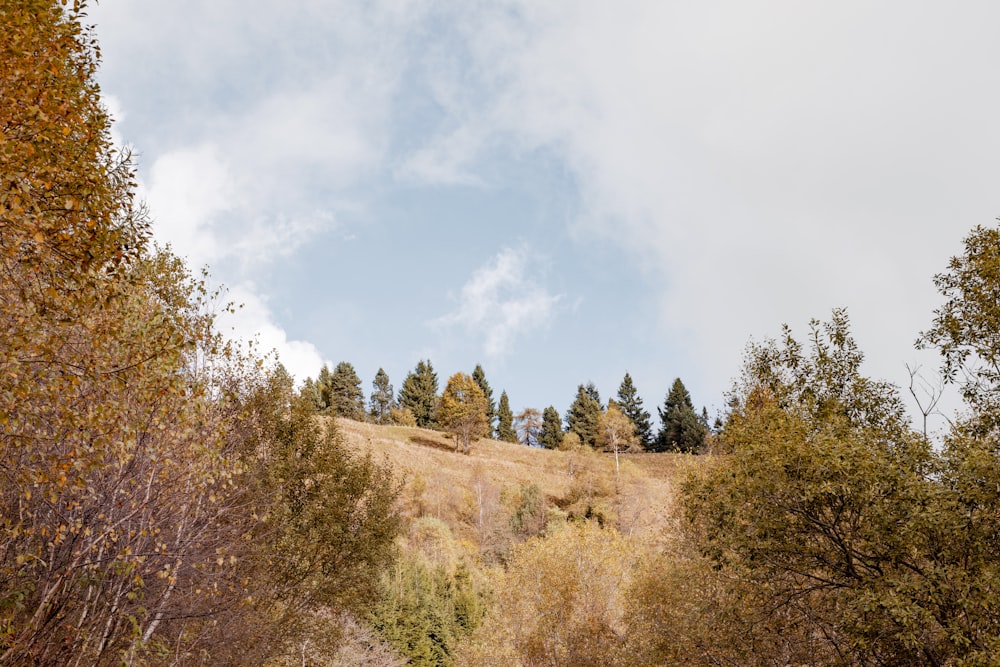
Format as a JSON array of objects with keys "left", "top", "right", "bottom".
[{"left": 336, "top": 418, "right": 698, "bottom": 546}]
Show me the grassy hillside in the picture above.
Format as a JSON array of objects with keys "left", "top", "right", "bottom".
[{"left": 336, "top": 418, "right": 699, "bottom": 550}]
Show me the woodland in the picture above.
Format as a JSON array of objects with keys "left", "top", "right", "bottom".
[{"left": 4, "top": 2, "right": 1000, "bottom": 665}]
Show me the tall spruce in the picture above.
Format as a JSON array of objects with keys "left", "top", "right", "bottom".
[
  {"left": 616, "top": 372, "right": 653, "bottom": 448},
  {"left": 539, "top": 406, "right": 565, "bottom": 450},
  {"left": 329, "top": 361, "right": 365, "bottom": 420},
  {"left": 496, "top": 391, "right": 517, "bottom": 442},
  {"left": 472, "top": 364, "right": 497, "bottom": 437},
  {"left": 654, "top": 377, "right": 708, "bottom": 453},
  {"left": 369, "top": 368, "right": 395, "bottom": 424},
  {"left": 399, "top": 359, "right": 440, "bottom": 429},
  {"left": 566, "top": 383, "right": 603, "bottom": 448}
]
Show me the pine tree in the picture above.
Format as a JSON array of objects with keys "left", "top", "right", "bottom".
[
  {"left": 617, "top": 372, "right": 654, "bottom": 448},
  {"left": 399, "top": 360, "right": 440, "bottom": 429},
  {"left": 496, "top": 391, "right": 517, "bottom": 443},
  {"left": 538, "top": 406, "right": 564, "bottom": 450},
  {"left": 566, "top": 384, "right": 602, "bottom": 448},
  {"left": 369, "top": 368, "right": 395, "bottom": 424},
  {"left": 329, "top": 361, "right": 365, "bottom": 420},
  {"left": 316, "top": 364, "right": 334, "bottom": 412},
  {"left": 654, "top": 377, "right": 708, "bottom": 453},
  {"left": 472, "top": 364, "right": 497, "bottom": 437}
]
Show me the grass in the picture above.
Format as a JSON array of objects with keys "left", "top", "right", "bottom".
[{"left": 335, "top": 418, "right": 696, "bottom": 548}]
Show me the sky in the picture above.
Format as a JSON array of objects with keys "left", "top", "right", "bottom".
[{"left": 89, "top": 1, "right": 1000, "bottom": 433}]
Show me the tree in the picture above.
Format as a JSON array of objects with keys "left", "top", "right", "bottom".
[
  {"left": 247, "top": 373, "right": 402, "bottom": 615},
  {"left": 681, "top": 312, "right": 1000, "bottom": 665},
  {"left": 438, "top": 373, "right": 490, "bottom": 454},
  {"left": 330, "top": 361, "right": 366, "bottom": 420},
  {"left": 598, "top": 402, "right": 639, "bottom": 482},
  {"left": 654, "top": 378, "right": 708, "bottom": 453},
  {"left": 0, "top": 3, "right": 405, "bottom": 663},
  {"left": 399, "top": 360, "right": 439, "bottom": 429},
  {"left": 496, "top": 391, "right": 517, "bottom": 443},
  {"left": 370, "top": 368, "right": 396, "bottom": 424},
  {"left": 919, "top": 222, "right": 1000, "bottom": 429},
  {"left": 459, "top": 524, "right": 638, "bottom": 667},
  {"left": 566, "top": 384, "right": 602, "bottom": 448},
  {"left": 617, "top": 372, "right": 654, "bottom": 448},
  {"left": 538, "top": 406, "right": 565, "bottom": 450},
  {"left": 472, "top": 364, "right": 497, "bottom": 437},
  {"left": 515, "top": 408, "right": 543, "bottom": 447}
]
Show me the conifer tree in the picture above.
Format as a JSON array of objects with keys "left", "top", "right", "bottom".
[
  {"left": 472, "top": 364, "right": 497, "bottom": 437},
  {"left": 369, "top": 368, "right": 395, "bottom": 424},
  {"left": 330, "top": 361, "right": 365, "bottom": 420},
  {"left": 496, "top": 391, "right": 517, "bottom": 443},
  {"left": 566, "top": 384, "right": 602, "bottom": 448},
  {"left": 616, "top": 372, "right": 653, "bottom": 448},
  {"left": 654, "top": 378, "right": 708, "bottom": 453},
  {"left": 515, "top": 408, "right": 543, "bottom": 447},
  {"left": 399, "top": 360, "right": 440, "bottom": 429},
  {"left": 538, "top": 406, "right": 564, "bottom": 450}
]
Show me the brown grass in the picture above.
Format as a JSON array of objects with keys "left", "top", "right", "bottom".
[{"left": 335, "top": 418, "right": 698, "bottom": 546}]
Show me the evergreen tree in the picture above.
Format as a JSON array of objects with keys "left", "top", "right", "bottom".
[
  {"left": 616, "top": 372, "right": 654, "bottom": 448},
  {"left": 566, "top": 384, "right": 602, "bottom": 448},
  {"left": 399, "top": 360, "right": 440, "bottom": 429},
  {"left": 496, "top": 391, "right": 517, "bottom": 443},
  {"left": 329, "top": 361, "right": 365, "bottom": 420},
  {"left": 654, "top": 378, "right": 708, "bottom": 453},
  {"left": 538, "top": 406, "right": 564, "bottom": 450},
  {"left": 471, "top": 364, "right": 497, "bottom": 437},
  {"left": 316, "top": 364, "right": 334, "bottom": 412},
  {"left": 369, "top": 367, "right": 395, "bottom": 424}
]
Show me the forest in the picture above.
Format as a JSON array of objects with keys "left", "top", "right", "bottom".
[{"left": 3, "top": 2, "right": 1000, "bottom": 665}]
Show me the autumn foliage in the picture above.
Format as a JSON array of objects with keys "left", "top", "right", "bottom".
[{"left": 0, "top": 2, "right": 399, "bottom": 664}]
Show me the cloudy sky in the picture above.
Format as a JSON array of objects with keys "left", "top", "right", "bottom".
[{"left": 90, "top": 1, "right": 1000, "bottom": 431}]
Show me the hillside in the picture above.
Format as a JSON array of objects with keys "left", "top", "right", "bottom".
[{"left": 336, "top": 418, "right": 699, "bottom": 549}]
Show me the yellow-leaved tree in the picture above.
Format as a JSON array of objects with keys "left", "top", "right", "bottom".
[
  {"left": 438, "top": 373, "right": 489, "bottom": 454},
  {"left": 0, "top": 2, "right": 401, "bottom": 664}
]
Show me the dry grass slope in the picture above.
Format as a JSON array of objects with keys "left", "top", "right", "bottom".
[{"left": 336, "top": 418, "right": 701, "bottom": 547}]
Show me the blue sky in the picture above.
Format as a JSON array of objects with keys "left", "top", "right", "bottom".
[{"left": 90, "top": 1, "right": 1000, "bottom": 432}]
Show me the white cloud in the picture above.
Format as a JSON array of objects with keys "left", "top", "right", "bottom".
[
  {"left": 416, "top": 0, "right": 1000, "bottom": 406},
  {"left": 217, "top": 284, "right": 327, "bottom": 384},
  {"left": 434, "top": 247, "right": 561, "bottom": 358},
  {"left": 144, "top": 144, "right": 232, "bottom": 269}
]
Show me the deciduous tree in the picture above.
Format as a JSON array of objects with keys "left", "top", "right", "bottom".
[
  {"left": 438, "top": 373, "right": 489, "bottom": 454},
  {"left": 515, "top": 407, "right": 543, "bottom": 447}
]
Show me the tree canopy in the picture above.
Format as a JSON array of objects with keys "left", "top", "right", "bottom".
[
  {"left": 496, "top": 391, "right": 517, "bottom": 443},
  {"left": 565, "top": 383, "right": 602, "bottom": 448},
  {"left": 472, "top": 364, "right": 497, "bottom": 437},
  {"left": 438, "top": 373, "right": 490, "bottom": 454},
  {"left": 616, "top": 372, "right": 653, "bottom": 448},
  {"left": 399, "top": 359, "right": 439, "bottom": 429},
  {"left": 654, "top": 378, "right": 708, "bottom": 453}
]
